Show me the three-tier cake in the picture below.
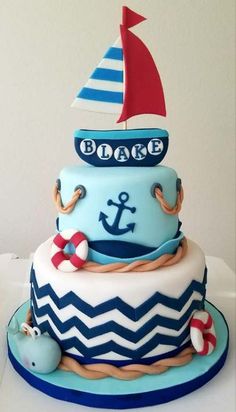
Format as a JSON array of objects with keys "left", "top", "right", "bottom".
[{"left": 7, "top": 6, "right": 229, "bottom": 409}]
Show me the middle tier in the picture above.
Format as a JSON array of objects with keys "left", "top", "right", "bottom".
[{"left": 57, "top": 165, "right": 183, "bottom": 264}]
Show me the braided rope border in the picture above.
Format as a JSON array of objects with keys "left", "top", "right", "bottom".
[
  {"left": 155, "top": 186, "right": 184, "bottom": 215},
  {"left": 59, "top": 346, "right": 196, "bottom": 380},
  {"left": 83, "top": 237, "right": 187, "bottom": 273}
]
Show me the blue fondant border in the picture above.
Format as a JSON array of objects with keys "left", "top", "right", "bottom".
[
  {"left": 88, "top": 240, "right": 156, "bottom": 259},
  {"left": 8, "top": 343, "right": 228, "bottom": 409},
  {"left": 87, "top": 223, "right": 183, "bottom": 259},
  {"left": 88, "top": 232, "right": 184, "bottom": 264},
  {"left": 74, "top": 128, "right": 168, "bottom": 140}
]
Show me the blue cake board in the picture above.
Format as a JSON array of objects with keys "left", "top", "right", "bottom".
[{"left": 7, "top": 300, "right": 229, "bottom": 409}]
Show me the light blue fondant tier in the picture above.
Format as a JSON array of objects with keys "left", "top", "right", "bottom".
[{"left": 58, "top": 165, "right": 182, "bottom": 264}]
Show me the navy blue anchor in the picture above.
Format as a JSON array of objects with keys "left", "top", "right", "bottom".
[{"left": 99, "top": 192, "right": 136, "bottom": 235}]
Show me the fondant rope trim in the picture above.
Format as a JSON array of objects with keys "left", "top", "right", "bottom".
[
  {"left": 83, "top": 237, "right": 187, "bottom": 273},
  {"left": 59, "top": 346, "right": 196, "bottom": 380},
  {"left": 155, "top": 186, "right": 184, "bottom": 215},
  {"left": 53, "top": 184, "right": 82, "bottom": 214}
]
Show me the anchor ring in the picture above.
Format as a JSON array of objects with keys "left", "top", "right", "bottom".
[{"left": 119, "top": 192, "right": 129, "bottom": 203}]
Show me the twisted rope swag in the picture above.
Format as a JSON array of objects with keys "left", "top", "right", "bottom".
[
  {"left": 155, "top": 185, "right": 184, "bottom": 215},
  {"left": 53, "top": 184, "right": 82, "bottom": 214},
  {"left": 83, "top": 237, "right": 187, "bottom": 272},
  {"left": 59, "top": 346, "right": 196, "bottom": 380}
]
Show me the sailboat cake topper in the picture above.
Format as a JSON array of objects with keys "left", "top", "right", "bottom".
[{"left": 72, "top": 6, "right": 168, "bottom": 167}]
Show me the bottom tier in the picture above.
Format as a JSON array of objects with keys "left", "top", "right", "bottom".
[
  {"left": 7, "top": 301, "right": 229, "bottom": 409},
  {"left": 30, "top": 238, "right": 207, "bottom": 365}
]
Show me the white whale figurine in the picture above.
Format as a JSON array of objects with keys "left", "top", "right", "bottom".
[{"left": 8, "top": 317, "right": 62, "bottom": 374}]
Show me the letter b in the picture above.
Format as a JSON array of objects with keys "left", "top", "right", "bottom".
[{"left": 80, "top": 139, "right": 96, "bottom": 155}]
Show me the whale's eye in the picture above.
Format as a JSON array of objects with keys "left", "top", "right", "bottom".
[{"left": 32, "top": 362, "right": 35, "bottom": 367}]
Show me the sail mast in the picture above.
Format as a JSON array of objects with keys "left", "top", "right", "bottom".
[{"left": 123, "top": 44, "right": 127, "bottom": 130}]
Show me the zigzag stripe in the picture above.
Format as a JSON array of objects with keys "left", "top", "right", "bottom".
[
  {"left": 31, "top": 289, "right": 203, "bottom": 342},
  {"left": 31, "top": 309, "right": 191, "bottom": 359},
  {"left": 30, "top": 266, "right": 207, "bottom": 321}
]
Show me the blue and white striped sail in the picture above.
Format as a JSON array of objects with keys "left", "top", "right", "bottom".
[{"left": 72, "top": 38, "right": 124, "bottom": 114}]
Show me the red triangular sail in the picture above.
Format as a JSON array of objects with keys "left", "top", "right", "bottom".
[
  {"left": 122, "top": 6, "right": 146, "bottom": 29},
  {"left": 117, "top": 8, "right": 166, "bottom": 123}
]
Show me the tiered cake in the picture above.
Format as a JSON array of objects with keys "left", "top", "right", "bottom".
[{"left": 7, "top": 6, "right": 228, "bottom": 409}]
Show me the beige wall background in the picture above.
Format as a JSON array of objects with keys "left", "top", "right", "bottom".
[{"left": 0, "top": 0, "right": 235, "bottom": 269}]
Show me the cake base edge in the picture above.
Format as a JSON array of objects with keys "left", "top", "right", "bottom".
[{"left": 7, "top": 300, "right": 229, "bottom": 409}]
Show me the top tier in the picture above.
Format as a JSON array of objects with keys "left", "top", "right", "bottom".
[
  {"left": 72, "top": 7, "right": 168, "bottom": 167},
  {"left": 74, "top": 128, "right": 168, "bottom": 167}
]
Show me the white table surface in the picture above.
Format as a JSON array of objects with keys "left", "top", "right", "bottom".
[{"left": 0, "top": 253, "right": 235, "bottom": 412}]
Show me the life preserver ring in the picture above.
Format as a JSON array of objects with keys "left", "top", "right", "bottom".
[
  {"left": 190, "top": 310, "right": 217, "bottom": 355},
  {"left": 51, "top": 229, "right": 88, "bottom": 272}
]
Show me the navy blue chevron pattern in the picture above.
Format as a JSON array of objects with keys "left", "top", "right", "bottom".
[
  {"left": 31, "top": 308, "right": 191, "bottom": 359},
  {"left": 30, "top": 266, "right": 207, "bottom": 359},
  {"left": 30, "top": 266, "right": 206, "bottom": 321},
  {"left": 31, "top": 289, "right": 203, "bottom": 342}
]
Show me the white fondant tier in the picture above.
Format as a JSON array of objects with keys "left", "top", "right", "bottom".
[{"left": 30, "top": 238, "right": 207, "bottom": 364}]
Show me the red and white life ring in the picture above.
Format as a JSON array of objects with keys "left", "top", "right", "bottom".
[
  {"left": 51, "top": 229, "right": 88, "bottom": 272},
  {"left": 190, "top": 310, "right": 217, "bottom": 355}
]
